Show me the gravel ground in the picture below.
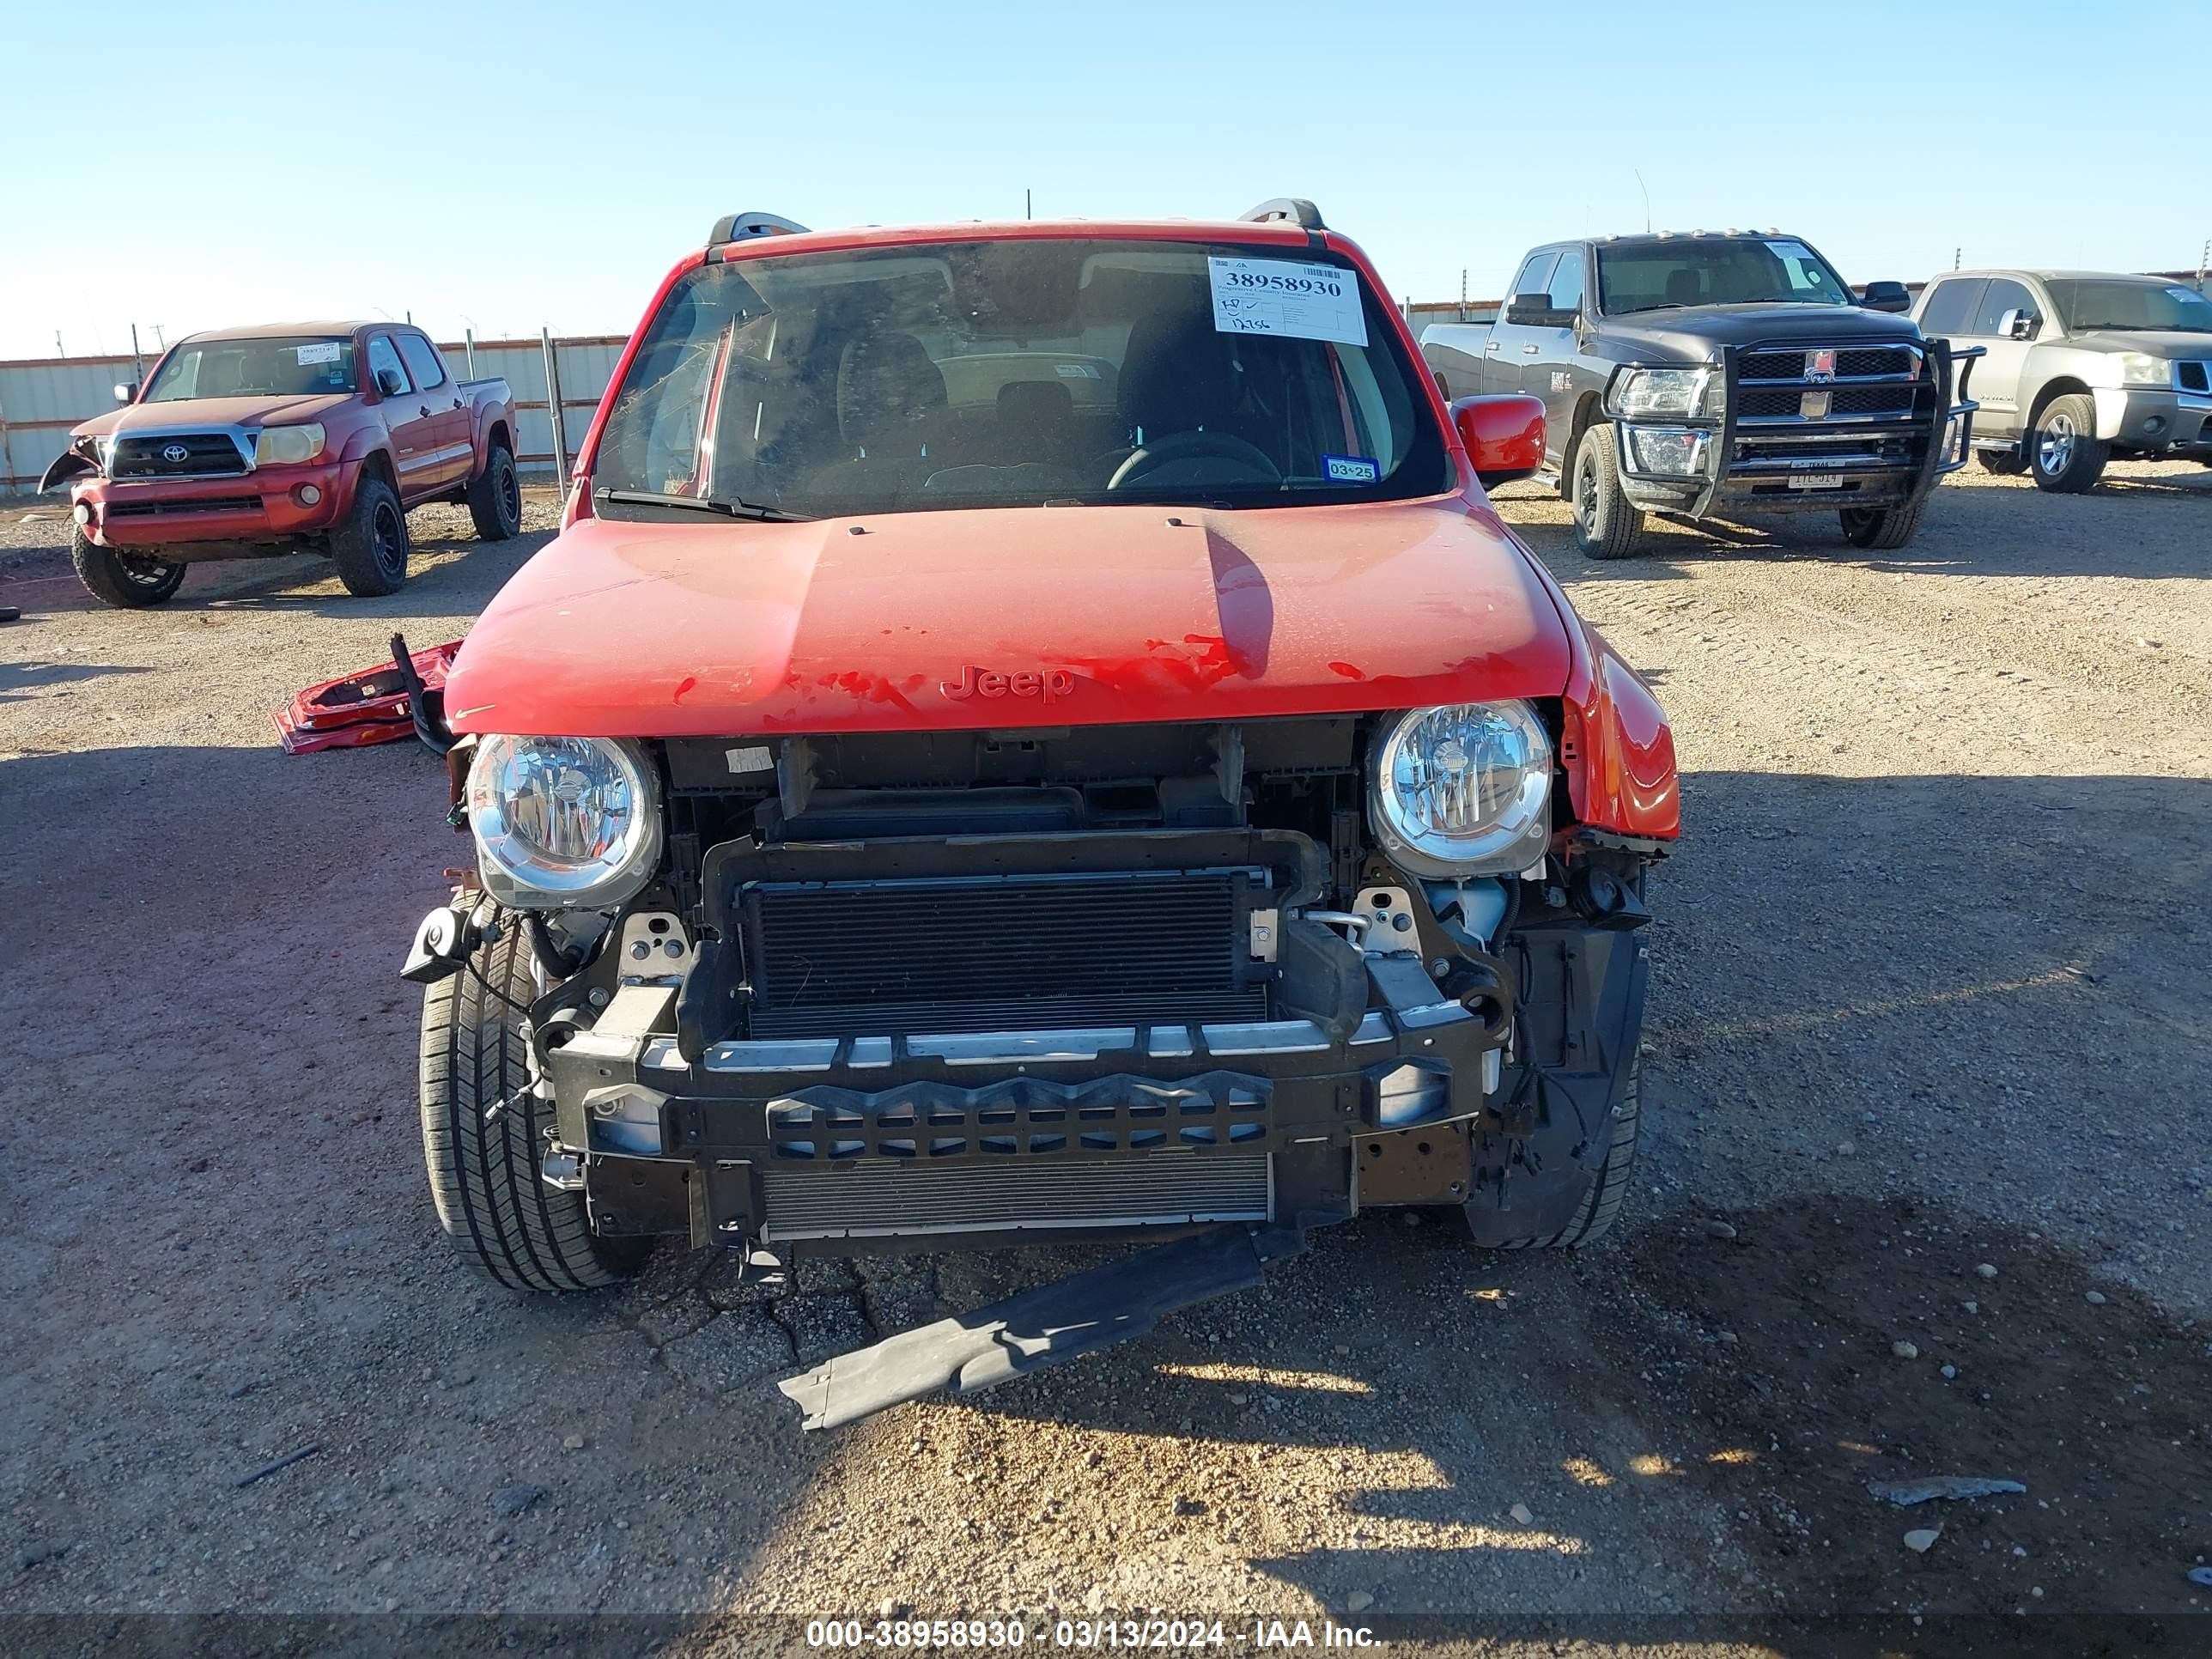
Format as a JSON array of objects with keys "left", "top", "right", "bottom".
[{"left": 2, "top": 466, "right": 2208, "bottom": 1654}]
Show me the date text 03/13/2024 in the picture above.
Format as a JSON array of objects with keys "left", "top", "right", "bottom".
[{"left": 804, "top": 1618, "right": 1381, "bottom": 1650}]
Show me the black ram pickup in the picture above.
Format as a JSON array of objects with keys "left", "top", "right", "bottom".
[{"left": 1423, "top": 231, "right": 1978, "bottom": 557}]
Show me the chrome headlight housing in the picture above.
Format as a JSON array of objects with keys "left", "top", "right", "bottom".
[
  {"left": 1368, "top": 702, "right": 1553, "bottom": 878},
  {"left": 1607, "top": 366, "right": 1720, "bottom": 420},
  {"left": 466, "top": 735, "right": 662, "bottom": 910},
  {"left": 253, "top": 422, "right": 326, "bottom": 465}
]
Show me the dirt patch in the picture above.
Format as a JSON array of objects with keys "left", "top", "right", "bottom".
[{"left": 1580, "top": 1196, "right": 2212, "bottom": 1623}]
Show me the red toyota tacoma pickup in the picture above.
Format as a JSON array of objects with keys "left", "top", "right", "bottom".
[
  {"left": 398, "top": 203, "right": 1681, "bottom": 1429},
  {"left": 42, "top": 321, "right": 520, "bottom": 607}
]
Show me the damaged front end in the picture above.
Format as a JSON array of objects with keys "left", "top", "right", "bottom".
[{"left": 404, "top": 708, "right": 1658, "bottom": 1425}]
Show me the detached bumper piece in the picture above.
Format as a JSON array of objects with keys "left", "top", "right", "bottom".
[
  {"left": 272, "top": 638, "right": 459, "bottom": 755},
  {"left": 778, "top": 1223, "right": 1304, "bottom": 1430}
]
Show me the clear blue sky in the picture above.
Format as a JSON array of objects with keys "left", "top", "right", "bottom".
[{"left": 2, "top": 0, "right": 2204, "bottom": 361}]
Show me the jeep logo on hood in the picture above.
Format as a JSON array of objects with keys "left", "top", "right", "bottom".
[{"left": 941, "top": 665, "right": 1078, "bottom": 703}]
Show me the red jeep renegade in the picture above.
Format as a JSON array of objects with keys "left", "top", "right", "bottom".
[{"left": 400, "top": 201, "right": 1680, "bottom": 1428}]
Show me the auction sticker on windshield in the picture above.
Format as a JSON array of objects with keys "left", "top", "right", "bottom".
[
  {"left": 295, "top": 342, "right": 343, "bottom": 365},
  {"left": 1208, "top": 258, "right": 1368, "bottom": 347}
]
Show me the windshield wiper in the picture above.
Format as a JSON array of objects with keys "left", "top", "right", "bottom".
[{"left": 593, "top": 487, "right": 812, "bottom": 523}]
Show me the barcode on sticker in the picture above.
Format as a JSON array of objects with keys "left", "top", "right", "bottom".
[{"left": 726, "top": 744, "right": 774, "bottom": 774}]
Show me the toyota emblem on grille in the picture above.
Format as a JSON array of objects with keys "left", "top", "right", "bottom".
[
  {"left": 161, "top": 443, "right": 191, "bottom": 464},
  {"left": 1804, "top": 349, "right": 1838, "bottom": 382}
]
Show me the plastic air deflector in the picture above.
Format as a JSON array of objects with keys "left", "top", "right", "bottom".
[{"left": 775, "top": 1223, "right": 1305, "bottom": 1430}]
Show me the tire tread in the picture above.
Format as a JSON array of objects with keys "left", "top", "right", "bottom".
[{"left": 417, "top": 922, "right": 635, "bottom": 1292}]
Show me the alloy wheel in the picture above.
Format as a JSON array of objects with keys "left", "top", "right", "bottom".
[
  {"left": 373, "top": 500, "right": 405, "bottom": 578},
  {"left": 2038, "top": 412, "right": 2076, "bottom": 476}
]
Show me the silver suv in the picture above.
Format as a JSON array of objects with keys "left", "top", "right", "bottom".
[{"left": 1911, "top": 270, "right": 2212, "bottom": 491}]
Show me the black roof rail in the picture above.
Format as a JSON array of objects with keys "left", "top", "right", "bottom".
[
  {"left": 1238, "top": 198, "right": 1324, "bottom": 231},
  {"left": 708, "top": 210, "right": 810, "bottom": 246}
]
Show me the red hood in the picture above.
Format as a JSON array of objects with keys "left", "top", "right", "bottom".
[
  {"left": 444, "top": 497, "right": 1574, "bottom": 737},
  {"left": 90, "top": 392, "right": 353, "bottom": 436}
]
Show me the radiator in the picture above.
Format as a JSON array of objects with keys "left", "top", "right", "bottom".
[{"left": 743, "top": 869, "right": 1269, "bottom": 1038}]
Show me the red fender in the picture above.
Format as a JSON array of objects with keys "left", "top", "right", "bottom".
[{"left": 1559, "top": 623, "right": 1680, "bottom": 840}]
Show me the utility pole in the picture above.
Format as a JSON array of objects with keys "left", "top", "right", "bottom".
[
  {"left": 1634, "top": 167, "right": 1650, "bottom": 234},
  {"left": 2198, "top": 237, "right": 2208, "bottom": 290},
  {"left": 54, "top": 331, "right": 64, "bottom": 358},
  {"left": 131, "top": 324, "right": 145, "bottom": 387},
  {"left": 1954, "top": 247, "right": 1961, "bottom": 270},
  {"left": 541, "top": 326, "right": 569, "bottom": 487},
  {"left": 1025, "top": 188, "right": 1032, "bottom": 221}
]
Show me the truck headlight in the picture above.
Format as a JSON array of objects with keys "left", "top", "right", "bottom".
[
  {"left": 1608, "top": 367, "right": 1719, "bottom": 420},
  {"left": 253, "top": 422, "right": 326, "bottom": 465},
  {"left": 1368, "top": 702, "right": 1553, "bottom": 878},
  {"left": 2113, "top": 353, "right": 2171, "bottom": 388},
  {"left": 466, "top": 736, "right": 662, "bottom": 910},
  {"left": 1626, "top": 426, "right": 1711, "bottom": 476}
]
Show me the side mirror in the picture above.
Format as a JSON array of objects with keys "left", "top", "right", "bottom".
[
  {"left": 1452, "top": 394, "right": 1545, "bottom": 489},
  {"left": 1861, "top": 280, "right": 1911, "bottom": 313},
  {"left": 1504, "top": 291, "right": 1562, "bottom": 327},
  {"left": 113, "top": 380, "right": 139, "bottom": 405},
  {"left": 374, "top": 367, "right": 406, "bottom": 398},
  {"left": 1999, "top": 308, "right": 2039, "bottom": 341}
]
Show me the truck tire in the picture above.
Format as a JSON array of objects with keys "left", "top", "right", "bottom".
[
  {"left": 1977, "top": 447, "right": 2026, "bottom": 475},
  {"left": 418, "top": 917, "right": 643, "bottom": 1293},
  {"left": 330, "top": 474, "right": 410, "bottom": 597},
  {"left": 1839, "top": 496, "right": 1927, "bottom": 550},
  {"left": 69, "top": 526, "right": 185, "bottom": 608},
  {"left": 1477, "top": 1063, "right": 1642, "bottom": 1250},
  {"left": 466, "top": 441, "right": 522, "bottom": 542},
  {"left": 1569, "top": 425, "right": 1644, "bottom": 559},
  {"left": 2029, "top": 393, "right": 2107, "bottom": 493}
]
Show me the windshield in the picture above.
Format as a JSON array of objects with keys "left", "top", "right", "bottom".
[
  {"left": 591, "top": 237, "right": 1449, "bottom": 519},
  {"left": 2045, "top": 280, "right": 2212, "bottom": 333},
  {"left": 1595, "top": 238, "right": 1852, "bottom": 314},
  {"left": 144, "top": 336, "right": 356, "bottom": 401}
]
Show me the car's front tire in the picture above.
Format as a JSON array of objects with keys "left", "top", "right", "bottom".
[
  {"left": 466, "top": 442, "right": 522, "bottom": 542},
  {"left": 1470, "top": 1062, "right": 1642, "bottom": 1250},
  {"left": 1839, "top": 496, "right": 1928, "bottom": 550},
  {"left": 2029, "top": 393, "right": 2107, "bottom": 493},
  {"left": 1569, "top": 425, "right": 1645, "bottom": 559},
  {"left": 69, "top": 526, "right": 185, "bottom": 608},
  {"left": 330, "top": 474, "right": 410, "bottom": 597},
  {"left": 418, "top": 915, "right": 643, "bottom": 1293}
]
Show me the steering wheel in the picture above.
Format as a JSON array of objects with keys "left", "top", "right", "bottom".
[{"left": 1107, "top": 430, "right": 1281, "bottom": 492}]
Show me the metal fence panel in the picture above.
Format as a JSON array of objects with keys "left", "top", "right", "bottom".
[{"left": 0, "top": 335, "right": 626, "bottom": 491}]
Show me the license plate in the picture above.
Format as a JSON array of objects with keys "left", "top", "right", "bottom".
[{"left": 1787, "top": 472, "right": 1844, "bottom": 490}]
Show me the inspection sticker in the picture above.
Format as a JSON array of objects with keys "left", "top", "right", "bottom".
[
  {"left": 295, "top": 342, "right": 343, "bottom": 365},
  {"left": 1322, "top": 453, "right": 1379, "bottom": 483},
  {"left": 1208, "top": 257, "right": 1367, "bottom": 347}
]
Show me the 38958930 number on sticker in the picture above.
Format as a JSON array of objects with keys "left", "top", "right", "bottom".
[{"left": 1206, "top": 257, "right": 1368, "bottom": 348}]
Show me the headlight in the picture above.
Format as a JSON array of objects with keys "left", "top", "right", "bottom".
[
  {"left": 2113, "top": 353, "right": 2171, "bottom": 388},
  {"left": 1625, "top": 425, "right": 1711, "bottom": 476},
  {"left": 1608, "top": 367, "right": 1719, "bottom": 420},
  {"left": 253, "top": 422, "right": 325, "bottom": 465},
  {"left": 467, "top": 735, "right": 662, "bottom": 910},
  {"left": 1368, "top": 702, "right": 1553, "bottom": 878}
]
